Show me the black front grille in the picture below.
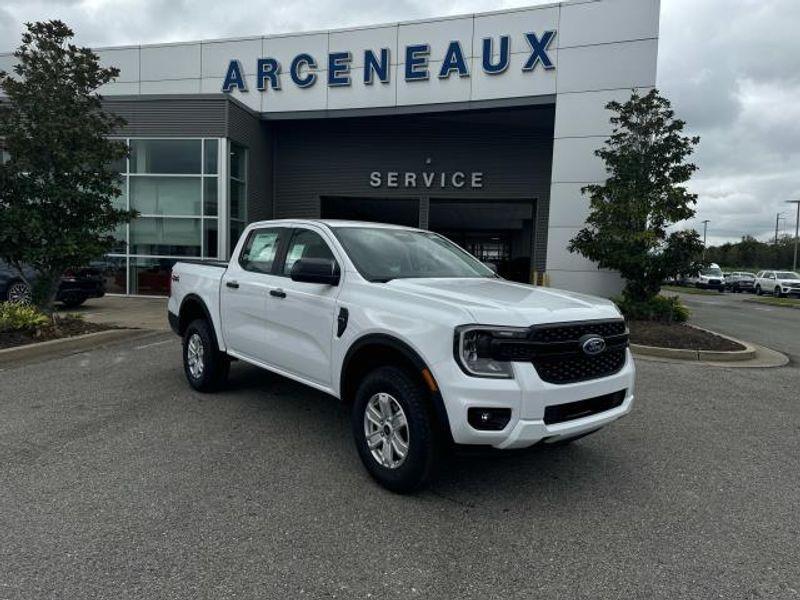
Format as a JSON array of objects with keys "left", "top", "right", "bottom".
[
  {"left": 544, "top": 390, "right": 626, "bottom": 425},
  {"left": 526, "top": 319, "right": 628, "bottom": 384},
  {"left": 533, "top": 347, "right": 627, "bottom": 384}
]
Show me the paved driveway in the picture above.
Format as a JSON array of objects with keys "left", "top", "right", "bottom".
[
  {"left": 1, "top": 334, "right": 798, "bottom": 599},
  {"left": 671, "top": 290, "right": 800, "bottom": 362}
]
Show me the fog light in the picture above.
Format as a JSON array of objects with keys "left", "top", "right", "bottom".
[{"left": 468, "top": 407, "right": 511, "bottom": 431}]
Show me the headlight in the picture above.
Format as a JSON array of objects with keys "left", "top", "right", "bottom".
[{"left": 454, "top": 325, "right": 528, "bottom": 379}]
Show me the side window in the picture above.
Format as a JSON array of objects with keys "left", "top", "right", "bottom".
[
  {"left": 239, "top": 228, "right": 283, "bottom": 274},
  {"left": 282, "top": 229, "right": 336, "bottom": 276}
]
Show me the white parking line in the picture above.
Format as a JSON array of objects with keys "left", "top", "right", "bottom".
[{"left": 135, "top": 339, "right": 174, "bottom": 350}]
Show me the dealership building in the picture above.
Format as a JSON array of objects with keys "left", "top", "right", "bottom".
[{"left": 1, "top": 0, "right": 660, "bottom": 297}]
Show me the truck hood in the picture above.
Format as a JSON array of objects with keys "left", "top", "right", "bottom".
[{"left": 385, "top": 278, "right": 622, "bottom": 326}]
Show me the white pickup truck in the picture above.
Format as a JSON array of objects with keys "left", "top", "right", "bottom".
[{"left": 168, "top": 220, "right": 635, "bottom": 492}]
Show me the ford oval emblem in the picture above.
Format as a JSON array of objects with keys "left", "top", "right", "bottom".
[{"left": 580, "top": 335, "right": 606, "bottom": 356}]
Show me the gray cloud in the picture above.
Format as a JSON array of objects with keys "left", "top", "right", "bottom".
[{"left": 1, "top": 0, "right": 797, "bottom": 244}]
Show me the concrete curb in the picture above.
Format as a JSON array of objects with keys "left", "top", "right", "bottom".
[
  {"left": 0, "top": 329, "right": 149, "bottom": 366},
  {"left": 631, "top": 324, "right": 758, "bottom": 363}
]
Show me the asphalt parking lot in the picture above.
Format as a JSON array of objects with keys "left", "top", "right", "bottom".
[
  {"left": 2, "top": 317, "right": 799, "bottom": 600},
  {"left": 673, "top": 290, "right": 800, "bottom": 361}
]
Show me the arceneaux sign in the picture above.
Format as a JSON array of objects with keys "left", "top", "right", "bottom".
[{"left": 221, "top": 31, "right": 556, "bottom": 93}]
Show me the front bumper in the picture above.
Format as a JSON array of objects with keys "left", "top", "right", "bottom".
[{"left": 431, "top": 349, "right": 636, "bottom": 449}]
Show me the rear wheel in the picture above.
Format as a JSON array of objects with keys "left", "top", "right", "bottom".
[
  {"left": 352, "top": 366, "right": 440, "bottom": 493},
  {"left": 182, "top": 318, "right": 229, "bottom": 392},
  {"left": 5, "top": 280, "right": 31, "bottom": 304}
]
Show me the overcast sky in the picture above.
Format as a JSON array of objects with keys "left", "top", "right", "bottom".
[{"left": 2, "top": 0, "right": 798, "bottom": 246}]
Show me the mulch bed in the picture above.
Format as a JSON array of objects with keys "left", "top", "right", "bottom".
[
  {"left": 628, "top": 320, "right": 745, "bottom": 351},
  {"left": 0, "top": 318, "right": 112, "bottom": 350}
]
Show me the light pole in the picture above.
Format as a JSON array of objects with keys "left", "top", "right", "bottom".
[
  {"left": 701, "top": 219, "right": 710, "bottom": 257},
  {"left": 787, "top": 200, "right": 800, "bottom": 272},
  {"left": 775, "top": 212, "right": 786, "bottom": 245}
]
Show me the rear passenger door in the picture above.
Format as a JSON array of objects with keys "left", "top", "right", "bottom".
[
  {"left": 262, "top": 226, "right": 342, "bottom": 387},
  {"left": 220, "top": 227, "right": 286, "bottom": 363}
]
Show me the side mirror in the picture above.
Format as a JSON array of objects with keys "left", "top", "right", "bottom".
[
  {"left": 290, "top": 258, "right": 340, "bottom": 285},
  {"left": 483, "top": 262, "right": 498, "bottom": 274}
]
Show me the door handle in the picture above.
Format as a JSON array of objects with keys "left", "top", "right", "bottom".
[
  {"left": 270, "top": 289, "right": 286, "bottom": 299},
  {"left": 226, "top": 281, "right": 240, "bottom": 289}
]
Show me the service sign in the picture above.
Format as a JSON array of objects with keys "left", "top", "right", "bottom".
[{"left": 221, "top": 31, "right": 556, "bottom": 94}]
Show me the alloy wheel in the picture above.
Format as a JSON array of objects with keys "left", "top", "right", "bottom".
[
  {"left": 186, "top": 333, "right": 205, "bottom": 379},
  {"left": 7, "top": 282, "right": 32, "bottom": 304},
  {"left": 363, "top": 392, "right": 410, "bottom": 469}
]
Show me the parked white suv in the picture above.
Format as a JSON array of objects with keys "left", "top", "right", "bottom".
[
  {"left": 167, "top": 220, "right": 635, "bottom": 492},
  {"left": 686, "top": 263, "right": 725, "bottom": 291},
  {"left": 754, "top": 270, "right": 800, "bottom": 297}
]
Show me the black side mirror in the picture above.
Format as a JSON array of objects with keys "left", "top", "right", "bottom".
[
  {"left": 483, "top": 262, "right": 498, "bottom": 274},
  {"left": 290, "top": 258, "right": 340, "bottom": 285}
]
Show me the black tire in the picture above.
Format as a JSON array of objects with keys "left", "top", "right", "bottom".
[
  {"left": 61, "top": 295, "right": 86, "bottom": 308},
  {"left": 755, "top": 285, "right": 762, "bottom": 296},
  {"left": 352, "top": 366, "right": 440, "bottom": 493},
  {"left": 774, "top": 287, "right": 783, "bottom": 298},
  {"left": 182, "top": 318, "right": 230, "bottom": 392}
]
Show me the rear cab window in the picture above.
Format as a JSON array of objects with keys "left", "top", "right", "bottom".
[{"left": 239, "top": 228, "right": 284, "bottom": 274}]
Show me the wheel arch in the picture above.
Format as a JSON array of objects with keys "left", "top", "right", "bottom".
[
  {"left": 178, "top": 294, "right": 217, "bottom": 340},
  {"left": 340, "top": 333, "right": 452, "bottom": 441}
]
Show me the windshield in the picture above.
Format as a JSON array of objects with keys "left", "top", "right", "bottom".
[
  {"left": 331, "top": 227, "right": 495, "bottom": 282},
  {"left": 776, "top": 272, "right": 800, "bottom": 279},
  {"left": 702, "top": 267, "right": 723, "bottom": 276}
]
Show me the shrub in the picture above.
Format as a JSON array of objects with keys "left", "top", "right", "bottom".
[
  {"left": 613, "top": 294, "right": 689, "bottom": 324},
  {"left": 0, "top": 302, "right": 51, "bottom": 332}
]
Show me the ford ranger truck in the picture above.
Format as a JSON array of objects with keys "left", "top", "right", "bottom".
[{"left": 168, "top": 220, "right": 635, "bottom": 492}]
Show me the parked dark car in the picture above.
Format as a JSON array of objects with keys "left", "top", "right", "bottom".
[
  {"left": 725, "top": 271, "right": 756, "bottom": 293},
  {"left": 1, "top": 262, "right": 106, "bottom": 307}
]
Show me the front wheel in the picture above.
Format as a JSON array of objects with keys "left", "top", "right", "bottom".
[
  {"left": 352, "top": 366, "right": 440, "bottom": 493},
  {"left": 774, "top": 287, "right": 784, "bottom": 298},
  {"left": 5, "top": 280, "right": 31, "bottom": 304},
  {"left": 182, "top": 318, "right": 230, "bottom": 392}
]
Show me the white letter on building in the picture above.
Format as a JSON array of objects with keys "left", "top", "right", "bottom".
[
  {"left": 404, "top": 172, "right": 417, "bottom": 187},
  {"left": 369, "top": 171, "right": 382, "bottom": 187},
  {"left": 452, "top": 172, "right": 465, "bottom": 188},
  {"left": 387, "top": 172, "right": 399, "bottom": 188},
  {"left": 471, "top": 172, "right": 484, "bottom": 188}
]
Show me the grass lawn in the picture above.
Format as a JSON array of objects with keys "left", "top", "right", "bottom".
[
  {"left": 744, "top": 296, "right": 800, "bottom": 310},
  {"left": 661, "top": 285, "right": 723, "bottom": 296}
]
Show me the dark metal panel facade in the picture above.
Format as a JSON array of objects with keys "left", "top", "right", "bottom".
[
  {"left": 226, "top": 101, "right": 273, "bottom": 223},
  {"left": 271, "top": 105, "right": 555, "bottom": 271},
  {"left": 103, "top": 95, "right": 228, "bottom": 137}
]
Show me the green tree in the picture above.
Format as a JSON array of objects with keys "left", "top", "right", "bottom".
[
  {"left": 569, "top": 89, "right": 704, "bottom": 303},
  {"left": 0, "top": 21, "right": 134, "bottom": 312}
]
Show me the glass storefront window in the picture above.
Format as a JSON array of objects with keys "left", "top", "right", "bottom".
[
  {"left": 111, "top": 179, "right": 128, "bottom": 211},
  {"left": 105, "top": 137, "right": 226, "bottom": 295},
  {"left": 203, "top": 219, "right": 218, "bottom": 259},
  {"left": 129, "top": 257, "right": 176, "bottom": 296},
  {"left": 130, "top": 176, "right": 202, "bottom": 215},
  {"left": 230, "top": 179, "right": 246, "bottom": 220},
  {"left": 230, "top": 143, "right": 245, "bottom": 180},
  {"left": 130, "top": 139, "right": 202, "bottom": 174},
  {"left": 98, "top": 256, "right": 127, "bottom": 295},
  {"left": 204, "top": 139, "right": 218, "bottom": 174},
  {"left": 204, "top": 177, "right": 218, "bottom": 216},
  {"left": 130, "top": 217, "right": 201, "bottom": 257}
]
